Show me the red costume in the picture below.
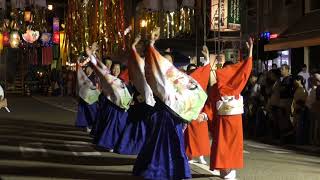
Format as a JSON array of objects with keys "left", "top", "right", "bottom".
[
  {"left": 184, "top": 64, "right": 211, "bottom": 159},
  {"left": 209, "top": 57, "right": 252, "bottom": 169}
]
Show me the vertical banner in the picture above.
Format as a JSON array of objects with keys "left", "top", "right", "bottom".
[
  {"left": 227, "top": 0, "right": 240, "bottom": 31},
  {"left": 210, "top": 0, "right": 228, "bottom": 31}
]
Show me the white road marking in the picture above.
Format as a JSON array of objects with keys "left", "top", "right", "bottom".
[
  {"left": 64, "top": 141, "right": 101, "bottom": 156},
  {"left": 19, "top": 142, "right": 47, "bottom": 157},
  {"left": 63, "top": 141, "right": 90, "bottom": 145},
  {"left": 79, "top": 152, "right": 101, "bottom": 156},
  {"left": 266, "top": 150, "right": 291, "bottom": 154},
  {"left": 244, "top": 150, "right": 250, "bottom": 154}
]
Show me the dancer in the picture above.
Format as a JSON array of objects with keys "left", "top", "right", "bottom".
[
  {"left": 184, "top": 46, "right": 212, "bottom": 165},
  {"left": 133, "top": 27, "right": 207, "bottom": 180},
  {"left": 86, "top": 45, "right": 132, "bottom": 151},
  {"left": 75, "top": 64, "right": 100, "bottom": 132},
  {"left": 205, "top": 38, "right": 254, "bottom": 179},
  {"left": 115, "top": 35, "right": 156, "bottom": 155}
]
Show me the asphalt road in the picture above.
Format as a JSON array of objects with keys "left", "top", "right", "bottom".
[{"left": 0, "top": 96, "right": 319, "bottom": 180}]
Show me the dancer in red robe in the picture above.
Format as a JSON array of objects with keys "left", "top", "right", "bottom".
[
  {"left": 184, "top": 48, "right": 211, "bottom": 164},
  {"left": 205, "top": 38, "right": 253, "bottom": 179}
]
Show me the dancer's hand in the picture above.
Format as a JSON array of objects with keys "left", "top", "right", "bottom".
[
  {"left": 92, "top": 42, "right": 99, "bottom": 54},
  {"left": 150, "top": 27, "right": 160, "bottom": 46},
  {"left": 132, "top": 34, "right": 141, "bottom": 50},
  {"left": 202, "top": 45, "right": 209, "bottom": 61},
  {"left": 246, "top": 37, "right": 253, "bottom": 58},
  {"left": 196, "top": 113, "right": 207, "bottom": 122},
  {"left": 86, "top": 47, "right": 93, "bottom": 56}
]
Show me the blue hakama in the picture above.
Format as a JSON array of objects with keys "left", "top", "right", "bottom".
[{"left": 133, "top": 101, "right": 191, "bottom": 180}]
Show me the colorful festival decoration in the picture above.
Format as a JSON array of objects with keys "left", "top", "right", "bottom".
[
  {"left": 53, "top": 31, "right": 60, "bottom": 44},
  {"left": 65, "top": 0, "right": 129, "bottom": 58},
  {"left": 40, "top": 32, "right": 52, "bottom": 46},
  {"left": 3, "top": 32, "right": 10, "bottom": 46},
  {"left": 0, "top": 33, "right": 3, "bottom": 51},
  {"left": 22, "top": 29, "right": 40, "bottom": 43},
  {"left": 137, "top": 1, "right": 194, "bottom": 39},
  {"left": 53, "top": 17, "right": 59, "bottom": 32},
  {"left": 9, "top": 31, "right": 20, "bottom": 48},
  {"left": 24, "top": 10, "right": 32, "bottom": 22}
]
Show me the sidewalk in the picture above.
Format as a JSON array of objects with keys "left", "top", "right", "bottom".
[{"left": 252, "top": 137, "right": 320, "bottom": 156}]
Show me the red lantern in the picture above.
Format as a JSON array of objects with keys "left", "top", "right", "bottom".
[
  {"left": 53, "top": 31, "right": 60, "bottom": 44},
  {"left": 3, "top": 32, "right": 10, "bottom": 46}
]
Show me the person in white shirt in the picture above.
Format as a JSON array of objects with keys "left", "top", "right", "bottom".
[{"left": 298, "top": 64, "right": 310, "bottom": 91}]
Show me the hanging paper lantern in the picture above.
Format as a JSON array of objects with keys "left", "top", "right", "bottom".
[
  {"left": 24, "top": 10, "right": 32, "bottom": 22},
  {"left": 9, "top": 31, "right": 21, "bottom": 48},
  {"left": 40, "top": 33, "right": 52, "bottom": 46},
  {"left": 22, "top": 29, "right": 40, "bottom": 43},
  {"left": 3, "top": 32, "right": 10, "bottom": 46},
  {"left": 53, "top": 31, "right": 60, "bottom": 44}
]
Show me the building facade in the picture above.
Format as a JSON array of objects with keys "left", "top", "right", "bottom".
[{"left": 262, "top": 0, "right": 320, "bottom": 74}]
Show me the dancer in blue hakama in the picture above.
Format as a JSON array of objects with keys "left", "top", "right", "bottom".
[
  {"left": 84, "top": 45, "right": 133, "bottom": 151},
  {"left": 75, "top": 66, "right": 98, "bottom": 131},
  {"left": 115, "top": 35, "right": 155, "bottom": 155},
  {"left": 133, "top": 28, "right": 207, "bottom": 180}
]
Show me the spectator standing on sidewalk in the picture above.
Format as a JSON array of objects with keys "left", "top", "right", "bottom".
[
  {"left": 271, "top": 64, "right": 295, "bottom": 143},
  {"left": 308, "top": 73, "right": 320, "bottom": 145},
  {"left": 298, "top": 64, "right": 310, "bottom": 91},
  {"left": 291, "top": 75, "right": 308, "bottom": 144}
]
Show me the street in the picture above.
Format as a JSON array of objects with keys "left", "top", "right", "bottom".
[{"left": 0, "top": 96, "right": 319, "bottom": 180}]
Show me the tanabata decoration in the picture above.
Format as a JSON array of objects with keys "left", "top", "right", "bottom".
[
  {"left": 137, "top": 2, "right": 194, "bottom": 39},
  {"left": 9, "top": 31, "right": 20, "bottom": 48},
  {"left": 53, "top": 31, "right": 60, "bottom": 44},
  {"left": 40, "top": 33, "right": 52, "bottom": 46},
  {"left": 3, "top": 32, "right": 10, "bottom": 46},
  {"left": 0, "top": 33, "right": 3, "bottom": 51},
  {"left": 24, "top": 10, "right": 32, "bottom": 22},
  {"left": 53, "top": 17, "right": 59, "bottom": 32},
  {"left": 22, "top": 29, "right": 40, "bottom": 43},
  {"left": 65, "top": 0, "right": 129, "bottom": 58}
]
